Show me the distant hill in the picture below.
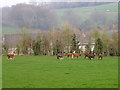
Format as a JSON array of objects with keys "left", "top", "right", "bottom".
[
  {"left": 55, "top": 2, "right": 118, "bottom": 28},
  {"left": 55, "top": 3, "right": 118, "bottom": 14},
  {"left": 2, "top": 2, "right": 118, "bottom": 34},
  {"left": 30, "top": 2, "right": 113, "bottom": 9}
]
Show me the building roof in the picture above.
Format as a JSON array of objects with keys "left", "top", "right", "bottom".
[{"left": 78, "top": 42, "right": 95, "bottom": 45}]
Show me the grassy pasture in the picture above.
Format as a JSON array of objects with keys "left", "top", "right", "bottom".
[
  {"left": 56, "top": 2, "right": 118, "bottom": 22},
  {"left": 55, "top": 3, "right": 118, "bottom": 14},
  {"left": 1, "top": 26, "right": 37, "bottom": 34},
  {"left": 1, "top": 26, "right": 20, "bottom": 34},
  {"left": 2, "top": 56, "right": 118, "bottom": 88}
]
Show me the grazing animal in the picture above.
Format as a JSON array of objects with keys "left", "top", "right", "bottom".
[
  {"left": 7, "top": 52, "right": 15, "bottom": 60},
  {"left": 88, "top": 54, "right": 95, "bottom": 60},
  {"left": 67, "top": 53, "right": 73, "bottom": 58},
  {"left": 57, "top": 53, "right": 64, "bottom": 59},
  {"left": 67, "top": 53, "right": 81, "bottom": 58},
  {"left": 84, "top": 53, "right": 95, "bottom": 60},
  {"left": 84, "top": 53, "right": 89, "bottom": 59},
  {"left": 98, "top": 53, "right": 104, "bottom": 60},
  {"left": 73, "top": 53, "right": 81, "bottom": 58}
]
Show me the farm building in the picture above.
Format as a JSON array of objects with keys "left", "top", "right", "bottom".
[{"left": 78, "top": 42, "right": 95, "bottom": 52}]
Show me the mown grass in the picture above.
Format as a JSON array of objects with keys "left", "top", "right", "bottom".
[
  {"left": 1, "top": 26, "right": 40, "bottom": 35},
  {"left": 2, "top": 56, "right": 118, "bottom": 88},
  {"left": 55, "top": 2, "right": 118, "bottom": 14},
  {"left": 1, "top": 26, "right": 20, "bottom": 34}
]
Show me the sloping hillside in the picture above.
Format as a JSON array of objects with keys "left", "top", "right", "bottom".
[
  {"left": 55, "top": 3, "right": 118, "bottom": 14},
  {"left": 55, "top": 2, "right": 118, "bottom": 26},
  {"left": 2, "top": 3, "right": 118, "bottom": 34}
]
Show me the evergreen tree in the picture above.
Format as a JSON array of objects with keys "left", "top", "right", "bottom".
[
  {"left": 71, "top": 34, "right": 77, "bottom": 52},
  {"left": 94, "top": 38, "right": 103, "bottom": 54}
]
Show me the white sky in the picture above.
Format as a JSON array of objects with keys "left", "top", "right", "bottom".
[
  {"left": 0, "top": 0, "right": 30, "bottom": 7},
  {"left": 0, "top": 0, "right": 119, "bottom": 7}
]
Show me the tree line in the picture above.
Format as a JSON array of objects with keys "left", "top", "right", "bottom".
[{"left": 2, "top": 24, "right": 118, "bottom": 56}]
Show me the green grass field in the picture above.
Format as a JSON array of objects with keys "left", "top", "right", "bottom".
[
  {"left": 56, "top": 2, "right": 118, "bottom": 25},
  {"left": 55, "top": 3, "right": 118, "bottom": 14},
  {"left": 1, "top": 26, "right": 37, "bottom": 35},
  {"left": 1, "top": 26, "right": 20, "bottom": 34},
  {"left": 2, "top": 56, "right": 118, "bottom": 88}
]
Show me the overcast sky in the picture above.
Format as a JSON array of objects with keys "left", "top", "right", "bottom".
[
  {"left": 0, "top": 0, "right": 30, "bottom": 7},
  {"left": 0, "top": 0, "right": 119, "bottom": 7}
]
